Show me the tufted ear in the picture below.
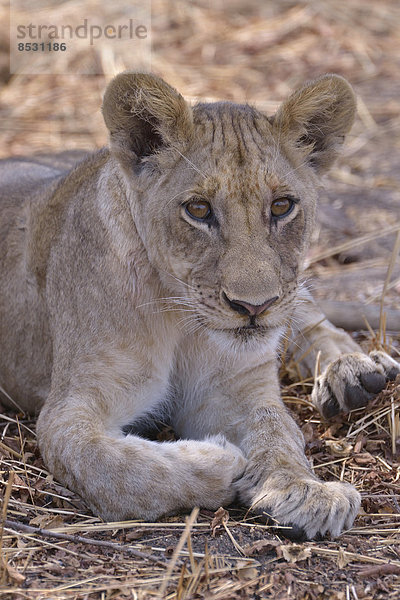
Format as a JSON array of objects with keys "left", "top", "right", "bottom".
[
  {"left": 102, "top": 71, "right": 194, "bottom": 169},
  {"left": 272, "top": 74, "right": 356, "bottom": 173}
]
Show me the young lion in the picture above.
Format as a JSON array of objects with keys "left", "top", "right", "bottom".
[{"left": 0, "top": 72, "right": 398, "bottom": 540}]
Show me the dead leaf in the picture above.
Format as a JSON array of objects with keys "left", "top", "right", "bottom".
[
  {"left": 353, "top": 452, "right": 375, "bottom": 465},
  {"left": 29, "top": 513, "right": 63, "bottom": 529},
  {"left": 236, "top": 562, "right": 259, "bottom": 580},
  {"left": 13, "top": 473, "right": 25, "bottom": 487},
  {"left": 46, "top": 515, "right": 65, "bottom": 529},
  {"left": 242, "top": 539, "right": 279, "bottom": 556},
  {"left": 321, "top": 423, "right": 342, "bottom": 439},
  {"left": 354, "top": 435, "right": 366, "bottom": 454},
  {"left": 126, "top": 529, "right": 150, "bottom": 541},
  {"left": 211, "top": 506, "right": 229, "bottom": 537},
  {"left": 325, "top": 439, "right": 353, "bottom": 457},
  {"left": 237, "top": 566, "right": 259, "bottom": 580},
  {"left": 280, "top": 544, "right": 311, "bottom": 563},
  {"left": 301, "top": 422, "right": 314, "bottom": 444},
  {"left": 4, "top": 562, "right": 26, "bottom": 585},
  {"left": 68, "top": 557, "right": 81, "bottom": 569},
  {"left": 29, "top": 514, "right": 49, "bottom": 528},
  {"left": 337, "top": 547, "right": 351, "bottom": 568}
]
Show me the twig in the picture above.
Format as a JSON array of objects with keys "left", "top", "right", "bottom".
[
  {"left": 318, "top": 300, "right": 400, "bottom": 331},
  {"left": 15, "top": 415, "right": 35, "bottom": 505},
  {"left": 314, "top": 350, "right": 321, "bottom": 381},
  {"left": 0, "top": 385, "right": 25, "bottom": 415},
  {"left": 0, "top": 471, "right": 15, "bottom": 583},
  {"left": 222, "top": 521, "right": 245, "bottom": 556},
  {"left": 158, "top": 507, "right": 199, "bottom": 597},
  {"left": 379, "top": 230, "right": 400, "bottom": 345},
  {"left": 359, "top": 564, "right": 400, "bottom": 577},
  {"left": 366, "top": 276, "right": 400, "bottom": 305},
  {"left": 0, "top": 440, "right": 22, "bottom": 460},
  {"left": 390, "top": 396, "right": 398, "bottom": 456},
  {"left": 311, "top": 547, "right": 400, "bottom": 567},
  {"left": 308, "top": 224, "right": 400, "bottom": 265},
  {"left": 4, "top": 519, "right": 166, "bottom": 566}
]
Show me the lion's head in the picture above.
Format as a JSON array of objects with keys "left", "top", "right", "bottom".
[{"left": 102, "top": 72, "right": 355, "bottom": 351}]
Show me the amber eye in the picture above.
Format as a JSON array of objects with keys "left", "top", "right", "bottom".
[
  {"left": 271, "top": 197, "right": 295, "bottom": 219},
  {"left": 185, "top": 199, "right": 212, "bottom": 221}
]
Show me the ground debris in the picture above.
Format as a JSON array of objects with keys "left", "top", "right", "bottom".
[{"left": 1, "top": 0, "right": 400, "bottom": 598}]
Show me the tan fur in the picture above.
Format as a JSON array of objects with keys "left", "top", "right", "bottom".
[{"left": 1, "top": 72, "right": 398, "bottom": 539}]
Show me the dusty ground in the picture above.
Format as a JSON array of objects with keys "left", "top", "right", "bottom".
[{"left": 0, "top": 0, "right": 399, "bottom": 598}]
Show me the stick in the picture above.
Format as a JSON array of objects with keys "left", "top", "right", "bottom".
[
  {"left": 318, "top": 300, "right": 400, "bottom": 331},
  {"left": 379, "top": 230, "right": 400, "bottom": 342},
  {"left": 308, "top": 224, "right": 400, "bottom": 265},
  {"left": 0, "top": 472, "right": 15, "bottom": 584},
  {"left": 158, "top": 507, "right": 199, "bottom": 597},
  {"left": 4, "top": 519, "right": 166, "bottom": 566},
  {"left": 359, "top": 564, "right": 400, "bottom": 577}
]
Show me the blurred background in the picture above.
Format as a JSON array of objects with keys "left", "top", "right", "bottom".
[{"left": 1, "top": 0, "right": 399, "bottom": 313}]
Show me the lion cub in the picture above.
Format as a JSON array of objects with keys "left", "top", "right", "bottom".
[{"left": 1, "top": 72, "right": 398, "bottom": 540}]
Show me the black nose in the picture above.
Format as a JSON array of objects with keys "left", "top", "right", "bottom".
[{"left": 222, "top": 292, "right": 278, "bottom": 316}]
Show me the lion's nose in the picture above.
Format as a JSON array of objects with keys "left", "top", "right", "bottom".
[{"left": 222, "top": 292, "right": 278, "bottom": 316}]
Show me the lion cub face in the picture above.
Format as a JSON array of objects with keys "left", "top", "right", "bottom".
[{"left": 102, "top": 73, "right": 356, "bottom": 349}]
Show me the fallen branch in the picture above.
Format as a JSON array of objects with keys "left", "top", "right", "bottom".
[
  {"left": 4, "top": 519, "right": 166, "bottom": 566},
  {"left": 318, "top": 300, "right": 400, "bottom": 331},
  {"left": 359, "top": 564, "right": 400, "bottom": 577}
]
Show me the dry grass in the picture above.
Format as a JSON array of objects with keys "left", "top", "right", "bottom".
[
  {"left": 1, "top": 371, "right": 400, "bottom": 599},
  {"left": 0, "top": 0, "right": 400, "bottom": 598}
]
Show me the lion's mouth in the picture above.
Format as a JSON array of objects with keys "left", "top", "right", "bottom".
[
  {"left": 198, "top": 302, "right": 290, "bottom": 340},
  {"left": 211, "top": 321, "right": 272, "bottom": 338},
  {"left": 233, "top": 323, "right": 271, "bottom": 337}
]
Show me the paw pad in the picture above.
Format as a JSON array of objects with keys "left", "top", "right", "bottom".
[
  {"left": 313, "top": 351, "right": 399, "bottom": 418},
  {"left": 360, "top": 372, "right": 386, "bottom": 394}
]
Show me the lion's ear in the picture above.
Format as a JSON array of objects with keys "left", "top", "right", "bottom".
[
  {"left": 102, "top": 71, "right": 193, "bottom": 168},
  {"left": 272, "top": 74, "right": 356, "bottom": 173}
]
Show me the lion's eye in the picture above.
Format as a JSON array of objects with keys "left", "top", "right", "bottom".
[
  {"left": 185, "top": 199, "right": 212, "bottom": 221},
  {"left": 270, "top": 197, "right": 295, "bottom": 219}
]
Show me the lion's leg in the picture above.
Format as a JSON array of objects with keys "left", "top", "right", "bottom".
[
  {"left": 36, "top": 365, "right": 246, "bottom": 522},
  {"left": 171, "top": 338, "right": 360, "bottom": 540},
  {"left": 290, "top": 289, "right": 400, "bottom": 418}
]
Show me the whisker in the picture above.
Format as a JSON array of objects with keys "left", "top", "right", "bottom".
[
  {"left": 150, "top": 307, "right": 196, "bottom": 316},
  {"left": 183, "top": 320, "right": 207, "bottom": 336},
  {"left": 135, "top": 296, "right": 196, "bottom": 309},
  {"left": 172, "top": 147, "right": 207, "bottom": 179},
  {"left": 160, "top": 269, "right": 197, "bottom": 291},
  {"left": 281, "top": 158, "right": 312, "bottom": 181},
  {"left": 160, "top": 307, "right": 196, "bottom": 313},
  {"left": 270, "top": 117, "right": 282, "bottom": 172},
  {"left": 165, "top": 188, "right": 193, "bottom": 207},
  {"left": 176, "top": 313, "right": 200, "bottom": 327}
]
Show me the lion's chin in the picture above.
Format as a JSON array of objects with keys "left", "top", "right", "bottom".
[{"left": 206, "top": 325, "right": 284, "bottom": 357}]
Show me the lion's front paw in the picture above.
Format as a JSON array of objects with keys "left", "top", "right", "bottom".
[
  {"left": 249, "top": 476, "right": 360, "bottom": 541},
  {"left": 312, "top": 350, "right": 400, "bottom": 419}
]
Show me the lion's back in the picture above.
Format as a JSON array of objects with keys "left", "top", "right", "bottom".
[
  {"left": 0, "top": 151, "right": 89, "bottom": 410},
  {"left": 0, "top": 150, "right": 90, "bottom": 240}
]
